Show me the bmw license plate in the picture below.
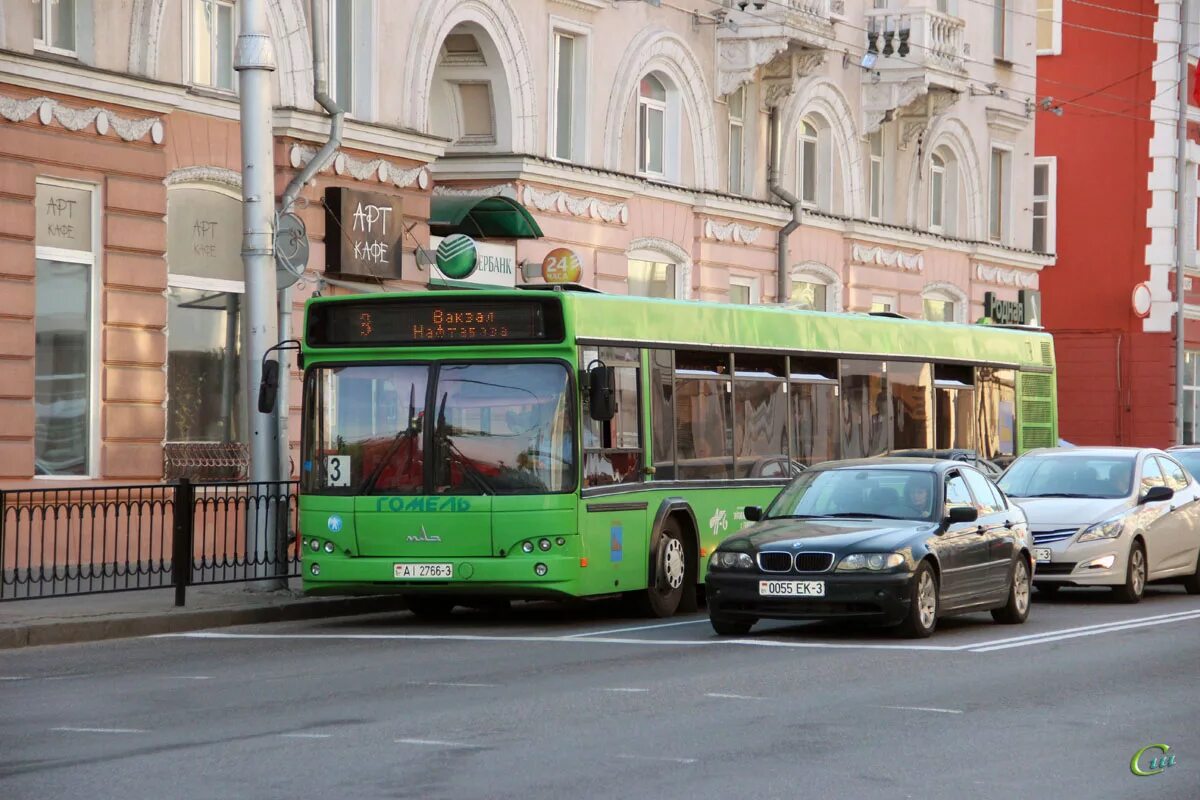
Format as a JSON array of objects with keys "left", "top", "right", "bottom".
[
  {"left": 1034, "top": 548, "right": 1052, "bottom": 564},
  {"left": 759, "top": 580, "right": 825, "bottom": 597},
  {"left": 394, "top": 563, "right": 453, "bottom": 579}
]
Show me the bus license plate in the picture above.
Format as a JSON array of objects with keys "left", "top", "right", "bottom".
[
  {"left": 1034, "top": 548, "right": 1052, "bottom": 564},
  {"left": 394, "top": 563, "right": 453, "bottom": 579},
  {"left": 759, "top": 580, "right": 825, "bottom": 597}
]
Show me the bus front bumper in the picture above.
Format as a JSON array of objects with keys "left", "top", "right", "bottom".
[{"left": 302, "top": 553, "right": 581, "bottom": 599}]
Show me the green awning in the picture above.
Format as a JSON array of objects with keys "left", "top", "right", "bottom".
[{"left": 429, "top": 195, "right": 543, "bottom": 239}]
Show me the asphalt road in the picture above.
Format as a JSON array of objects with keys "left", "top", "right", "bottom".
[{"left": 1, "top": 586, "right": 1198, "bottom": 800}]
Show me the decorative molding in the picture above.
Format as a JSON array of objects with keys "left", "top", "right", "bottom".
[
  {"left": 760, "top": 49, "right": 828, "bottom": 109},
  {"left": 166, "top": 166, "right": 243, "bottom": 189},
  {"left": 549, "top": 0, "right": 609, "bottom": 10},
  {"left": 0, "top": 94, "right": 164, "bottom": 143},
  {"left": 703, "top": 219, "right": 762, "bottom": 244},
  {"left": 851, "top": 244, "right": 924, "bottom": 272},
  {"left": 985, "top": 106, "right": 1031, "bottom": 140},
  {"left": 433, "top": 184, "right": 518, "bottom": 200},
  {"left": 522, "top": 185, "right": 629, "bottom": 224},
  {"left": 717, "top": 37, "right": 790, "bottom": 97},
  {"left": 974, "top": 263, "right": 1037, "bottom": 288},
  {"left": 289, "top": 144, "right": 430, "bottom": 190}
]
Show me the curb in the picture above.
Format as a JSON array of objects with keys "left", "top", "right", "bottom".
[{"left": 0, "top": 595, "right": 411, "bottom": 650}]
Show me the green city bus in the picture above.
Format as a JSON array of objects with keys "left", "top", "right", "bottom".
[{"left": 290, "top": 287, "right": 1057, "bottom": 618}]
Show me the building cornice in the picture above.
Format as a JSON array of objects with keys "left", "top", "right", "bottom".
[
  {"left": 274, "top": 109, "right": 447, "bottom": 164},
  {"left": 0, "top": 50, "right": 181, "bottom": 113}
]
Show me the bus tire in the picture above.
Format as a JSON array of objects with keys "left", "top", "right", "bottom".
[
  {"left": 634, "top": 517, "right": 687, "bottom": 618},
  {"left": 403, "top": 595, "right": 458, "bottom": 620}
]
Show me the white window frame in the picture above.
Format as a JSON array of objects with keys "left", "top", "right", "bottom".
[
  {"left": 550, "top": 32, "right": 575, "bottom": 161},
  {"left": 1033, "top": 157, "right": 1056, "bottom": 254},
  {"left": 729, "top": 274, "right": 760, "bottom": 305},
  {"left": 637, "top": 76, "right": 668, "bottom": 178},
  {"left": 994, "top": 0, "right": 1014, "bottom": 61},
  {"left": 329, "top": 0, "right": 355, "bottom": 116},
  {"left": 788, "top": 263, "right": 842, "bottom": 311},
  {"left": 34, "top": 177, "right": 101, "bottom": 480},
  {"left": 728, "top": 87, "right": 746, "bottom": 195},
  {"left": 34, "top": 0, "right": 78, "bottom": 56},
  {"left": 1036, "top": 0, "right": 1062, "bottom": 56},
  {"left": 921, "top": 283, "right": 968, "bottom": 324},
  {"left": 990, "top": 146, "right": 1013, "bottom": 244},
  {"left": 930, "top": 152, "right": 946, "bottom": 233},
  {"left": 798, "top": 119, "right": 820, "bottom": 209},
  {"left": 548, "top": 19, "right": 589, "bottom": 164},
  {"left": 188, "top": 0, "right": 238, "bottom": 94},
  {"left": 868, "top": 131, "right": 884, "bottom": 222}
]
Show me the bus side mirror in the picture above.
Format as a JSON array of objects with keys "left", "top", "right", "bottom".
[
  {"left": 588, "top": 364, "right": 616, "bottom": 422},
  {"left": 257, "top": 359, "right": 280, "bottom": 414}
]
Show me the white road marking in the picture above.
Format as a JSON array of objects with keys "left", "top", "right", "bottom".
[
  {"left": 884, "top": 705, "right": 964, "bottom": 715},
  {"left": 566, "top": 618, "right": 709, "bottom": 638},
  {"left": 422, "top": 681, "right": 496, "bottom": 688},
  {"left": 157, "top": 606, "right": 1200, "bottom": 654},
  {"left": 169, "top": 676, "right": 214, "bottom": 681},
  {"left": 394, "top": 738, "right": 481, "bottom": 749},
  {"left": 599, "top": 687, "right": 649, "bottom": 693},
  {"left": 705, "top": 692, "right": 762, "bottom": 700},
  {"left": 281, "top": 733, "right": 333, "bottom": 739},
  {"left": 52, "top": 727, "right": 146, "bottom": 734},
  {"left": 969, "top": 610, "right": 1200, "bottom": 653},
  {"left": 0, "top": 677, "right": 30, "bottom": 681},
  {"left": 617, "top": 754, "right": 698, "bottom": 765}
]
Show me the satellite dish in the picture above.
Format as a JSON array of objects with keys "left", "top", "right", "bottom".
[{"left": 275, "top": 211, "right": 309, "bottom": 290}]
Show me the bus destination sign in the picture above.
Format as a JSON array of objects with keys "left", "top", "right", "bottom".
[{"left": 307, "top": 299, "right": 564, "bottom": 347}]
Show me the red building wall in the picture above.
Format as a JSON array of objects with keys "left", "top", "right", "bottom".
[{"left": 1035, "top": 0, "right": 1175, "bottom": 446}]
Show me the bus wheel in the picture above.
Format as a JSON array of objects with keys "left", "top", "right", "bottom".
[
  {"left": 403, "top": 595, "right": 458, "bottom": 620},
  {"left": 634, "top": 518, "right": 686, "bottom": 618}
]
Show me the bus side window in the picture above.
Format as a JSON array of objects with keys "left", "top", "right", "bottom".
[{"left": 583, "top": 347, "right": 643, "bottom": 488}]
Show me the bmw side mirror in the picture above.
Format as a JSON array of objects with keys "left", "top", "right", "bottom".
[
  {"left": 744, "top": 506, "right": 763, "bottom": 522},
  {"left": 257, "top": 359, "right": 280, "bottom": 414},
  {"left": 587, "top": 362, "right": 616, "bottom": 422},
  {"left": 945, "top": 505, "right": 978, "bottom": 525},
  {"left": 1140, "top": 485, "right": 1174, "bottom": 505}
]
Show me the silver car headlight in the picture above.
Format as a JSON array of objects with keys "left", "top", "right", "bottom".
[
  {"left": 709, "top": 551, "right": 754, "bottom": 570},
  {"left": 836, "top": 553, "right": 906, "bottom": 572},
  {"left": 1077, "top": 516, "right": 1127, "bottom": 543}
]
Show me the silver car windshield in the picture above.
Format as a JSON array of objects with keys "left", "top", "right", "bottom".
[
  {"left": 767, "top": 468, "right": 937, "bottom": 522},
  {"left": 999, "top": 455, "right": 1134, "bottom": 500}
]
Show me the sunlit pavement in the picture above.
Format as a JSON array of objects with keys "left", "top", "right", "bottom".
[{"left": 2, "top": 587, "right": 1197, "bottom": 800}]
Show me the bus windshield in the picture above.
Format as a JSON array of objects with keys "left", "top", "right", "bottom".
[{"left": 302, "top": 362, "right": 575, "bottom": 495}]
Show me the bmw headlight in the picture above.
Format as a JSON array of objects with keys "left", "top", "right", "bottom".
[
  {"left": 1077, "top": 516, "right": 1127, "bottom": 543},
  {"left": 836, "top": 553, "right": 906, "bottom": 572},
  {"left": 709, "top": 551, "right": 754, "bottom": 570}
]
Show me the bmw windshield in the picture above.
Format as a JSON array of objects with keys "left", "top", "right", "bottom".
[
  {"left": 302, "top": 362, "right": 576, "bottom": 495},
  {"left": 766, "top": 468, "right": 938, "bottom": 522}
]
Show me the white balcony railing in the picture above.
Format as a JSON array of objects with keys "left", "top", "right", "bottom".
[{"left": 863, "top": 8, "right": 966, "bottom": 74}]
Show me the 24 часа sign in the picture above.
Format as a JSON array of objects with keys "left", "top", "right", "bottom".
[{"left": 324, "top": 187, "right": 403, "bottom": 279}]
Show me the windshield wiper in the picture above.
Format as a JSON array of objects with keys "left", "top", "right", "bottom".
[
  {"left": 1018, "top": 492, "right": 1097, "bottom": 499},
  {"left": 764, "top": 514, "right": 824, "bottom": 520},
  {"left": 434, "top": 393, "right": 495, "bottom": 495},
  {"left": 360, "top": 385, "right": 420, "bottom": 493},
  {"left": 823, "top": 512, "right": 912, "bottom": 520}
]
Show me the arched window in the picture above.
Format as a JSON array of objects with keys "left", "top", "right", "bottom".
[
  {"left": 788, "top": 263, "right": 842, "bottom": 311},
  {"left": 798, "top": 119, "right": 820, "bottom": 208},
  {"left": 797, "top": 116, "right": 837, "bottom": 211},
  {"left": 638, "top": 74, "right": 668, "bottom": 177},
  {"left": 431, "top": 24, "right": 512, "bottom": 150},
  {"left": 921, "top": 283, "right": 969, "bottom": 323},
  {"left": 627, "top": 239, "right": 691, "bottom": 299}
]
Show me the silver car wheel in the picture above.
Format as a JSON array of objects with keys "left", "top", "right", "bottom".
[
  {"left": 1013, "top": 561, "right": 1030, "bottom": 615},
  {"left": 918, "top": 570, "right": 937, "bottom": 630},
  {"left": 1130, "top": 547, "right": 1146, "bottom": 595}
]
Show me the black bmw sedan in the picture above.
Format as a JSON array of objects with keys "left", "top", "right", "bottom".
[{"left": 706, "top": 459, "right": 1035, "bottom": 638}]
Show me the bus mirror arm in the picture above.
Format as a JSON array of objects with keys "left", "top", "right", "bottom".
[
  {"left": 586, "top": 360, "right": 617, "bottom": 422},
  {"left": 257, "top": 339, "right": 303, "bottom": 414}
]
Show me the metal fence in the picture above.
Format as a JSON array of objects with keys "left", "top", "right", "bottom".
[{"left": 0, "top": 479, "right": 299, "bottom": 605}]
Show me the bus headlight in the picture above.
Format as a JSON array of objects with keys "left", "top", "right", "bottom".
[
  {"left": 539, "top": 538, "right": 552, "bottom": 552},
  {"left": 534, "top": 563, "right": 548, "bottom": 576},
  {"left": 522, "top": 541, "right": 535, "bottom": 554},
  {"left": 310, "top": 563, "right": 321, "bottom": 576},
  {"left": 310, "top": 539, "right": 321, "bottom": 552},
  {"left": 323, "top": 541, "right": 336, "bottom": 554}
]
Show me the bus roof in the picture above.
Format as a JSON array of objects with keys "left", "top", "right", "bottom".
[{"left": 304, "top": 288, "right": 1054, "bottom": 370}]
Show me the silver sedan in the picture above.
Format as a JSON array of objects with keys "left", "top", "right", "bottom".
[{"left": 997, "top": 447, "right": 1200, "bottom": 602}]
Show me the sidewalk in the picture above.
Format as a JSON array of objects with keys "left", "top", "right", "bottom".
[{"left": 0, "top": 581, "right": 409, "bottom": 650}]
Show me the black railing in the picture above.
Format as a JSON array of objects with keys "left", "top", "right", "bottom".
[{"left": 0, "top": 479, "right": 299, "bottom": 605}]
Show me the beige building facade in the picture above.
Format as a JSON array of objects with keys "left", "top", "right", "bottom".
[{"left": 0, "top": 0, "right": 1051, "bottom": 485}]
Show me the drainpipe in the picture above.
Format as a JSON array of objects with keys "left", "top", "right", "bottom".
[
  {"left": 1175, "top": 0, "right": 1193, "bottom": 445},
  {"left": 768, "top": 104, "right": 802, "bottom": 303},
  {"left": 277, "top": 0, "right": 344, "bottom": 478}
]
